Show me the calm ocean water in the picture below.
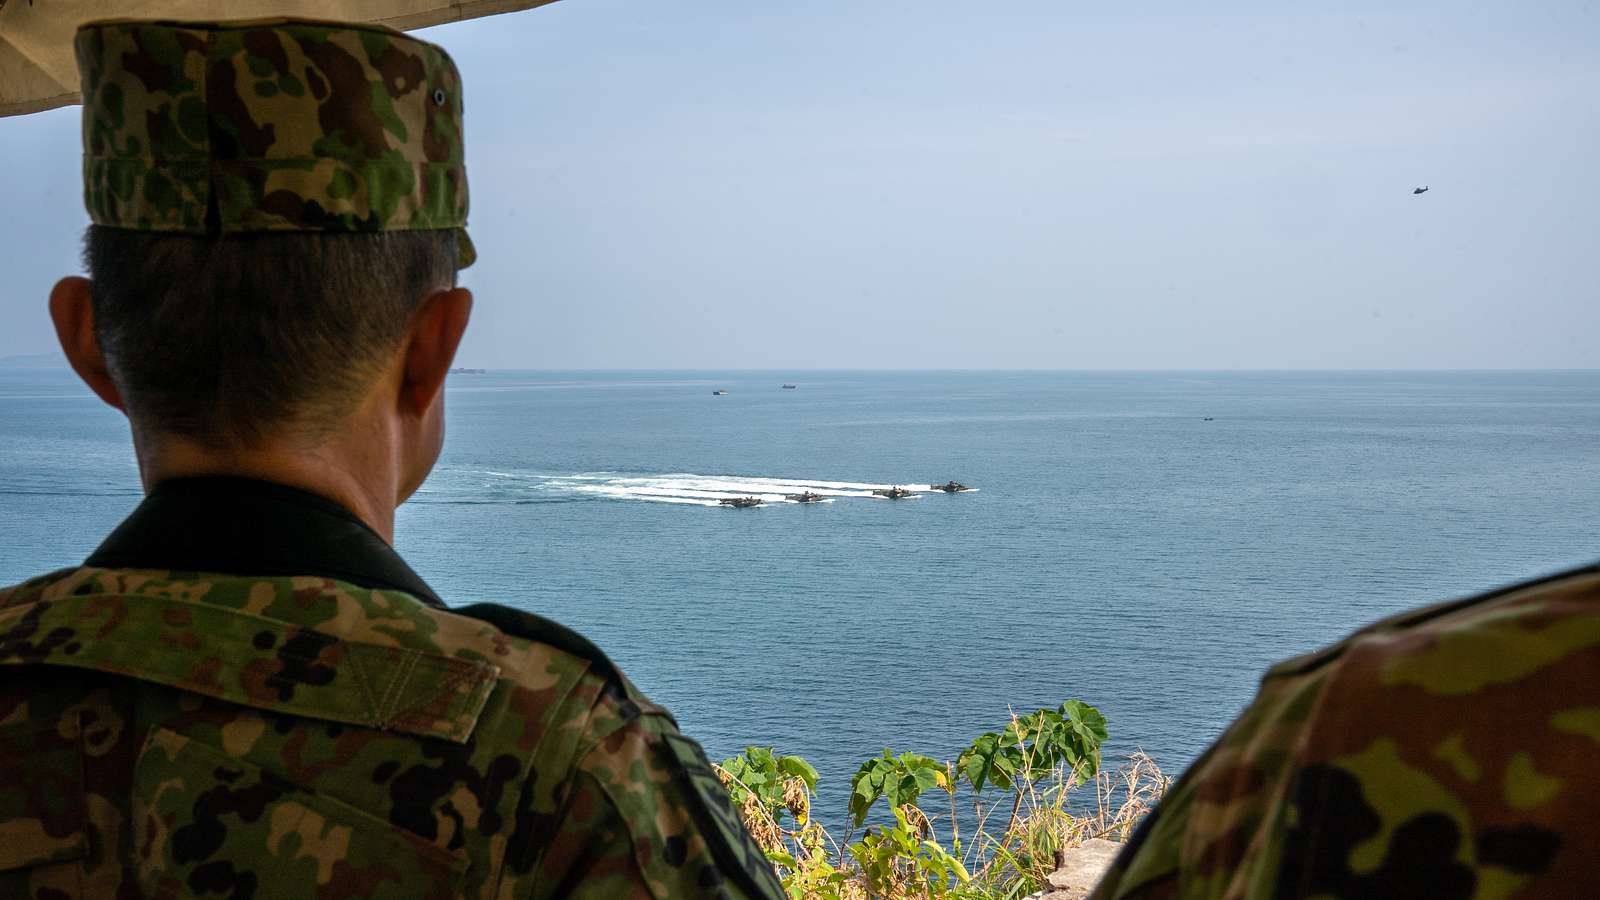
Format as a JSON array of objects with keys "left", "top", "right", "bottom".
[{"left": 3, "top": 369, "right": 1598, "bottom": 827}]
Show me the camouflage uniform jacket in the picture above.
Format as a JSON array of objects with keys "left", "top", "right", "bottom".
[
  {"left": 1091, "top": 562, "right": 1600, "bottom": 900},
  {"left": 0, "top": 477, "right": 785, "bottom": 900}
]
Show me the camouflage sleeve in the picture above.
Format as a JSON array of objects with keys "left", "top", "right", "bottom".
[
  {"left": 523, "top": 682, "right": 786, "bottom": 900},
  {"left": 1090, "top": 664, "right": 1329, "bottom": 900},
  {"left": 1095, "top": 570, "right": 1600, "bottom": 899}
]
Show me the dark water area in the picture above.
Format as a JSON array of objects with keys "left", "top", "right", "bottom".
[{"left": 4, "top": 369, "right": 1598, "bottom": 831}]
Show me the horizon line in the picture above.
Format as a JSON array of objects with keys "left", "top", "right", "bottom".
[
  {"left": 7, "top": 360, "right": 1599, "bottom": 374},
  {"left": 442, "top": 366, "right": 1600, "bottom": 373}
]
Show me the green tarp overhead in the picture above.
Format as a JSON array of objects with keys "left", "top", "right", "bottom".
[{"left": 0, "top": 0, "right": 561, "bottom": 117}]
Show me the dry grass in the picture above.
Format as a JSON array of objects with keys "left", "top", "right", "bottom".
[
  {"left": 1083, "top": 751, "right": 1169, "bottom": 843},
  {"left": 952, "top": 751, "right": 1169, "bottom": 895}
]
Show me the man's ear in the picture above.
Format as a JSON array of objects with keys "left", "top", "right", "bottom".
[
  {"left": 49, "top": 276, "right": 124, "bottom": 412},
  {"left": 400, "top": 287, "right": 473, "bottom": 416}
]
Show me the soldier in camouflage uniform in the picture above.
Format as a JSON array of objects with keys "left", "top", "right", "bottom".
[
  {"left": 1, "top": 18, "right": 785, "bottom": 900},
  {"left": 1091, "top": 563, "right": 1600, "bottom": 899}
]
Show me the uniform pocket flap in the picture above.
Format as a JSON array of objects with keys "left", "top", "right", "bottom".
[
  {"left": 0, "top": 727, "right": 88, "bottom": 873},
  {"left": 133, "top": 728, "right": 468, "bottom": 898}
]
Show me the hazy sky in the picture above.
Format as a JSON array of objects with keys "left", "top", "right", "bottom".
[{"left": 3, "top": 0, "right": 1596, "bottom": 368}]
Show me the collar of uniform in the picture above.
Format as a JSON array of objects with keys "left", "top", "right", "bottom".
[{"left": 85, "top": 476, "right": 446, "bottom": 608}]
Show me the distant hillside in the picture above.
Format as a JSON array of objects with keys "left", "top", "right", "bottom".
[{"left": 0, "top": 352, "right": 67, "bottom": 369}]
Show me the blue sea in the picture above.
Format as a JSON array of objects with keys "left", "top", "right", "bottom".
[{"left": 3, "top": 369, "right": 1599, "bottom": 828}]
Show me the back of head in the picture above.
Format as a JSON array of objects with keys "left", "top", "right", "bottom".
[{"left": 86, "top": 227, "right": 454, "bottom": 446}]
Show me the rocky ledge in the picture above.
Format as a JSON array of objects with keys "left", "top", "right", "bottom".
[{"left": 1022, "top": 838, "right": 1122, "bottom": 900}]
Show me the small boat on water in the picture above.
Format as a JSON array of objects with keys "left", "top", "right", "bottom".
[
  {"left": 872, "top": 486, "right": 917, "bottom": 500},
  {"left": 781, "top": 384, "right": 797, "bottom": 389},
  {"left": 928, "top": 481, "right": 971, "bottom": 493},
  {"left": 785, "top": 491, "right": 825, "bottom": 503},
  {"left": 712, "top": 390, "right": 729, "bottom": 395},
  {"left": 719, "top": 496, "right": 763, "bottom": 508}
]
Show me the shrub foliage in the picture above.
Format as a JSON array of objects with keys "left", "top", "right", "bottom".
[{"left": 716, "top": 700, "right": 1166, "bottom": 900}]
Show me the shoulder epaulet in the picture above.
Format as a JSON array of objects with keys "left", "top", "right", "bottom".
[
  {"left": 0, "top": 568, "right": 76, "bottom": 608},
  {"left": 450, "top": 602, "right": 624, "bottom": 685},
  {"left": 1265, "top": 558, "right": 1600, "bottom": 680},
  {"left": 0, "top": 577, "right": 500, "bottom": 743}
]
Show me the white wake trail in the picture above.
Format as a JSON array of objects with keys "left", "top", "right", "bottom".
[{"left": 479, "top": 471, "right": 972, "bottom": 506}]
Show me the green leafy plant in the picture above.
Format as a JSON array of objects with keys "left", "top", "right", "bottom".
[
  {"left": 718, "top": 700, "right": 1158, "bottom": 900},
  {"left": 721, "top": 745, "right": 820, "bottom": 828},
  {"left": 957, "top": 701, "right": 1108, "bottom": 794},
  {"left": 848, "top": 749, "right": 948, "bottom": 826},
  {"left": 765, "top": 849, "right": 849, "bottom": 900},
  {"left": 849, "top": 805, "right": 970, "bottom": 898}
]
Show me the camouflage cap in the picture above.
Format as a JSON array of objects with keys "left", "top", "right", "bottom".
[{"left": 75, "top": 17, "right": 475, "bottom": 266}]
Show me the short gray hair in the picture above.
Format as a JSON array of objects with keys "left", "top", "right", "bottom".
[{"left": 84, "top": 226, "right": 457, "bottom": 447}]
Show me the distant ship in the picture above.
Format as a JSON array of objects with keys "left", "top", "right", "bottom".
[
  {"left": 719, "top": 496, "right": 763, "bottom": 508},
  {"left": 928, "top": 481, "right": 971, "bottom": 493},
  {"left": 449, "top": 367, "right": 486, "bottom": 375},
  {"left": 712, "top": 390, "right": 729, "bottom": 395},
  {"left": 871, "top": 486, "right": 917, "bottom": 500},
  {"left": 781, "top": 384, "right": 797, "bottom": 389},
  {"left": 785, "top": 491, "right": 825, "bottom": 503}
]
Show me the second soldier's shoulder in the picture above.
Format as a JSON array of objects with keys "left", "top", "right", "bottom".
[
  {"left": 1262, "top": 559, "right": 1600, "bottom": 682},
  {"left": 1090, "top": 561, "right": 1600, "bottom": 899}
]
